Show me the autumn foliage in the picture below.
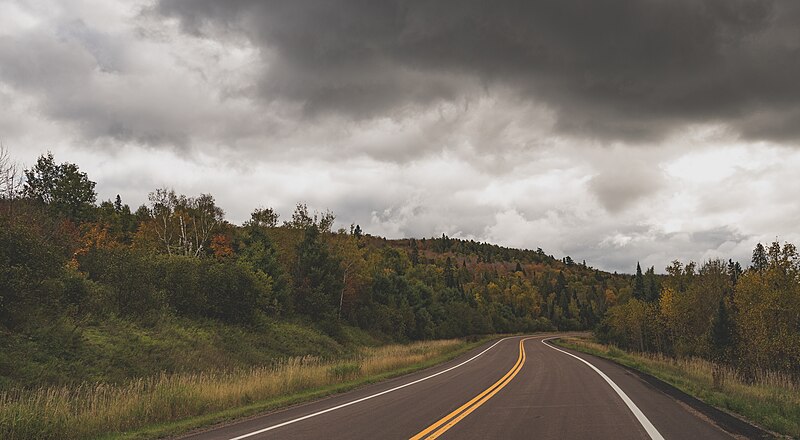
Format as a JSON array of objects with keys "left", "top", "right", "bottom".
[{"left": 598, "top": 242, "right": 800, "bottom": 382}]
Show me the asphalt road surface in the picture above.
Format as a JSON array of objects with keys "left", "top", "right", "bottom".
[{"left": 180, "top": 335, "right": 742, "bottom": 440}]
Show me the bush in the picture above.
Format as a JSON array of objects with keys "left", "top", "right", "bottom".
[
  {"left": 78, "top": 247, "right": 162, "bottom": 318},
  {"left": 152, "top": 255, "right": 273, "bottom": 324},
  {"left": 0, "top": 219, "right": 73, "bottom": 328}
]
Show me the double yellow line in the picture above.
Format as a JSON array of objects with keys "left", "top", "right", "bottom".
[{"left": 410, "top": 337, "right": 531, "bottom": 440}]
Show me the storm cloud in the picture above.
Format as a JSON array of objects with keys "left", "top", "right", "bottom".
[
  {"left": 0, "top": 0, "right": 798, "bottom": 273},
  {"left": 158, "top": 0, "right": 800, "bottom": 142}
]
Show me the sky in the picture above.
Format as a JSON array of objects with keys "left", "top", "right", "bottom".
[{"left": 1, "top": 0, "right": 799, "bottom": 273}]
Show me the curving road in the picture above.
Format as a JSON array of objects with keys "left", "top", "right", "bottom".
[{"left": 179, "top": 335, "right": 745, "bottom": 440}]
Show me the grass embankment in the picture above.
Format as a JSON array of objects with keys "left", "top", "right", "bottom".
[
  {"left": 554, "top": 337, "right": 800, "bottom": 438},
  {"left": 1, "top": 337, "right": 485, "bottom": 440},
  {"left": 0, "top": 315, "right": 370, "bottom": 390}
]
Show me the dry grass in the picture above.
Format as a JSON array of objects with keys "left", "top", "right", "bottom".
[
  {"left": 558, "top": 337, "right": 800, "bottom": 438},
  {"left": 0, "top": 339, "right": 463, "bottom": 440}
]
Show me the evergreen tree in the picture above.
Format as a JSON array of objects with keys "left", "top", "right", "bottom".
[
  {"left": 644, "top": 266, "right": 659, "bottom": 302},
  {"left": 709, "top": 299, "right": 735, "bottom": 365},
  {"left": 410, "top": 239, "right": 420, "bottom": 266},
  {"left": 293, "top": 225, "right": 343, "bottom": 321},
  {"left": 443, "top": 256, "right": 456, "bottom": 288},
  {"left": 633, "top": 262, "right": 645, "bottom": 300},
  {"left": 751, "top": 243, "right": 768, "bottom": 271},
  {"left": 238, "top": 223, "right": 289, "bottom": 312},
  {"left": 728, "top": 259, "right": 743, "bottom": 287}
]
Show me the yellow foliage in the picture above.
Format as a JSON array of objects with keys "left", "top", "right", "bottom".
[{"left": 604, "top": 288, "right": 617, "bottom": 306}]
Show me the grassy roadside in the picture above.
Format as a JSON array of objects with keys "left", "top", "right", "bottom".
[
  {"left": 553, "top": 337, "right": 799, "bottom": 438},
  {"left": 1, "top": 336, "right": 493, "bottom": 440}
]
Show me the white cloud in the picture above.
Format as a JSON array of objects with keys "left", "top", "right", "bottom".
[{"left": 1, "top": 1, "right": 798, "bottom": 274}]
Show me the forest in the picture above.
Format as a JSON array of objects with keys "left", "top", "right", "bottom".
[
  {"left": 598, "top": 242, "right": 800, "bottom": 382},
  {"left": 1, "top": 151, "right": 626, "bottom": 388},
  {"left": 1, "top": 150, "right": 797, "bottom": 389}
]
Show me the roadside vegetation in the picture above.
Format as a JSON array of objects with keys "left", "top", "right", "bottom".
[
  {"left": 597, "top": 244, "right": 800, "bottom": 383},
  {"left": 1, "top": 150, "right": 624, "bottom": 388},
  {"left": 1, "top": 149, "right": 621, "bottom": 437},
  {"left": 4, "top": 148, "right": 796, "bottom": 438},
  {"left": 556, "top": 337, "right": 799, "bottom": 438},
  {"left": 590, "top": 238, "right": 800, "bottom": 438},
  {"left": 0, "top": 338, "right": 473, "bottom": 440}
]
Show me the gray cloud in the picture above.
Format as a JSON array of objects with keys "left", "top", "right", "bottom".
[
  {"left": 0, "top": 24, "right": 184, "bottom": 145},
  {"left": 2, "top": 0, "right": 799, "bottom": 275},
  {"left": 589, "top": 163, "right": 665, "bottom": 213},
  {"left": 158, "top": 0, "right": 800, "bottom": 142}
]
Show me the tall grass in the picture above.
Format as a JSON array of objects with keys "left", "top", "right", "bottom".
[
  {"left": 558, "top": 337, "right": 800, "bottom": 438},
  {"left": 0, "top": 339, "right": 463, "bottom": 440}
]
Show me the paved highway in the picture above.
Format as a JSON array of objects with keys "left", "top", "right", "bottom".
[{"left": 180, "top": 335, "right": 746, "bottom": 439}]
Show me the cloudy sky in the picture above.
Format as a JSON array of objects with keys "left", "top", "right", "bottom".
[{"left": 2, "top": 0, "right": 799, "bottom": 273}]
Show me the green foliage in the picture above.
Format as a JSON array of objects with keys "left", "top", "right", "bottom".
[
  {"left": 144, "top": 188, "right": 225, "bottom": 257},
  {"left": 284, "top": 203, "right": 335, "bottom": 232},
  {"left": 0, "top": 314, "right": 347, "bottom": 389},
  {"left": 601, "top": 242, "right": 800, "bottom": 382},
  {"left": 246, "top": 207, "right": 280, "bottom": 228},
  {"left": 327, "top": 363, "right": 361, "bottom": 381},
  {"left": 293, "top": 225, "right": 343, "bottom": 323},
  {"left": 78, "top": 246, "right": 162, "bottom": 319},
  {"left": 734, "top": 243, "right": 800, "bottom": 380},
  {"left": 0, "top": 214, "right": 74, "bottom": 328},
  {"left": 751, "top": 242, "right": 768, "bottom": 271},
  {"left": 23, "top": 153, "right": 97, "bottom": 221},
  {"left": 96, "top": 195, "right": 138, "bottom": 243},
  {"left": 708, "top": 299, "right": 734, "bottom": 363},
  {"left": 633, "top": 262, "right": 645, "bottom": 300},
  {"left": 2, "top": 149, "right": 629, "bottom": 394}
]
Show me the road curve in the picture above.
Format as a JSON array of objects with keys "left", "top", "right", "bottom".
[{"left": 179, "top": 335, "right": 737, "bottom": 440}]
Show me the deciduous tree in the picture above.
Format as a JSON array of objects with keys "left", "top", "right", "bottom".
[{"left": 23, "top": 153, "right": 97, "bottom": 221}]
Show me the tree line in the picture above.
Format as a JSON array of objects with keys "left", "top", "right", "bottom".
[
  {"left": 598, "top": 242, "right": 800, "bottom": 383},
  {"left": 1, "top": 151, "right": 625, "bottom": 341}
]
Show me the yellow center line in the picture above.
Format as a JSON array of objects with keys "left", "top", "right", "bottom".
[{"left": 410, "top": 337, "right": 532, "bottom": 440}]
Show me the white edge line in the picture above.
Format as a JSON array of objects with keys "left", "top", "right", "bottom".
[
  {"left": 226, "top": 336, "right": 517, "bottom": 440},
  {"left": 542, "top": 337, "right": 665, "bottom": 440}
]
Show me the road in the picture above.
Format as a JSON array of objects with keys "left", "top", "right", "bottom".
[{"left": 180, "top": 335, "right": 742, "bottom": 440}]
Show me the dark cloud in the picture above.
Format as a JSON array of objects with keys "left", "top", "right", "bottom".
[
  {"left": 3, "top": 0, "right": 799, "bottom": 275},
  {"left": 158, "top": 0, "right": 800, "bottom": 142},
  {"left": 589, "top": 164, "right": 665, "bottom": 213}
]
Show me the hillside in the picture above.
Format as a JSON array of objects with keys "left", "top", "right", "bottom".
[{"left": 0, "top": 154, "right": 633, "bottom": 389}]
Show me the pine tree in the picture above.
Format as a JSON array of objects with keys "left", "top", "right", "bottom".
[
  {"left": 728, "top": 259, "right": 743, "bottom": 287},
  {"left": 444, "top": 256, "right": 456, "bottom": 288},
  {"left": 709, "top": 299, "right": 735, "bottom": 387},
  {"left": 633, "top": 262, "right": 645, "bottom": 300},
  {"left": 239, "top": 222, "right": 289, "bottom": 312},
  {"left": 293, "top": 225, "right": 343, "bottom": 320},
  {"left": 410, "top": 239, "right": 419, "bottom": 266},
  {"left": 644, "top": 266, "right": 659, "bottom": 302},
  {"left": 751, "top": 243, "right": 768, "bottom": 271}
]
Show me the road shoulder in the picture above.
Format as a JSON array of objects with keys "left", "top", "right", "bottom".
[{"left": 551, "top": 338, "right": 777, "bottom": 440}]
